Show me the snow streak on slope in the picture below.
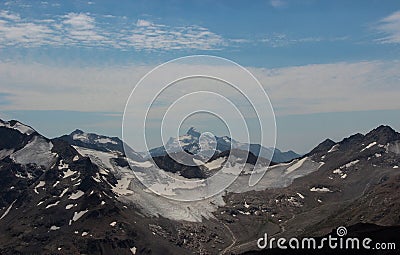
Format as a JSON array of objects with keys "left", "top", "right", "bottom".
[
  {"left": 0, "top": 200, "right": 16, "bottom": 220},
  {"left": 285, "top": 157, "right": 308, "bottom": 174}
]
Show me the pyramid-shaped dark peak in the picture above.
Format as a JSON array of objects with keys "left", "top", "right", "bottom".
[
  {"left": 307, "top": 138, "right": 336, "bottom": 156},
  {"left": 368, "top": 125, "right": 396, "bottom": 136},
  {"left": 71, "top": 129, "right": 85, "bottom": 135},
  {"left": 320, "top": 138, "right": 336, "bottom": 146},
  {"left": 187, "top": 127, "right": 201, "bottom": 138},
  {"left": 365, "top": 125, "right": 399, "bottom": 143}
]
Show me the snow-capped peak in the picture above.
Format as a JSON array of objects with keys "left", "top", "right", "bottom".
[
  {"left": 0, "top": 119, "right": 35, "bottom": 135},
  {"left": 147, "top": 127, "right": 300, "bottom": 163}
]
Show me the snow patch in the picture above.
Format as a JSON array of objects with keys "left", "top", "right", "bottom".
[
  {"left": 70, "top": 209, "right": 88, "bottom": 224},
  {"left": 58, "top": 160, "right": 69, "bottom": 170},
  {"left": 68, "top": 190, "right": 84, "bottom": 200},
  {"left": 327, "top": 144, "right": 339, "bottom": 153},
  {"left": 361, "top": 142, "right": 377, "bottom": 152},
  {"left": 50, "top": 225, "right": 60, "bottom": 231},
  {"left": 59, "top": 188, "right": 69, "bottom": 197},
  {"left": 65, "top": 204, "right": 76, "bottom": 210},
  {"left": 15, "top": 172, "right": 33, "bottom": 179},
  {"left": 0, "top": 200, "right": 16, "bottom": 220},
  {"left": 393, "top": 166, "right": 399, "bottom": 169},
  {"left": 332, "top": 160, "right": 359, "bottom": 178},
  {"left": 130, "top": 247, "right": 137, "bottom": 255},
  {"left": 45, "top": 201, "right": 60, "bottom": 209},
  {"left": 110, "top": 221, "right": 117, "bottom": 227},
  {"left": 113, "top": 176, "right": 134, "bottom": 195},
  {"left": 95, "top": 137, "right": 118, "bottom": 144},
  {"left": 34, "top": 181, "right": 46, "bottom": 194},
  {"left": 238, "top": 210, "right": 251, "bottom": 215},
  {"left": 92, "top": 173, "right": 101, "bottom": 183},
  {"left": 53, "top": 181, "right": 60, "bottom": 187},
  {"left": 73, "top": 133, "right": 89, "bottom": 142},
  {"left": 310, "top": 187, "right": 332, "bottom": 192},
  {"left": 205, "top": 157, "right": 226, "bottom": 170},
  {"left": 297, "top": 192, "right": 305, "bottom": 199},
  {"left": 344, "top": 160, "right": 360, "bottom": 168},
  {"left": 63, "top": 169, "right": 77, "bottom": 178},
  {"left": 333, "top": 169, "right": 343, "bottom": 175}
]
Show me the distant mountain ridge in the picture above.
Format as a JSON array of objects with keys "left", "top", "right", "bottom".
[{"left": 146, "top": 127, "right": 301, "bottom": 163}]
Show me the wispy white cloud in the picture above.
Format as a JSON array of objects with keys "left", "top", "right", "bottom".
[
  {"left": 0, "top": 11, "right": 226, "bottom": 50},
  {"left": 62, "top": 12, "right": 106, "bottom": 45},
  {"left": 136, "top": 19, "right": 152, "bottom": 27},
  {"left": 375, "top": 10, "right": 400, "bottom": 44},
  {"left": 261, "top": 33, "right": 348, "bottom": 47},
  {"left": 0, "top": 10, "right": 20, "bottom": 21},
  {"left": 0, "top": 19, "right": 54, "bottom": 47},
  {"left": 269, "top": 0, "right": 286, "bottom": 8},
  {"left": 127, "top": 19, "right": 225, "bottom": 51},
  {"left": 0, "top": 10, "right": 342, "bottom": 51}
]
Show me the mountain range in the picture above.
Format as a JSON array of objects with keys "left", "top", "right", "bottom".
[
  {"left": 0, "top": 119, "right": 399, "bottom": 254},
  {"left": 146, "top": 127, "right": 300, "bottom": 163}
]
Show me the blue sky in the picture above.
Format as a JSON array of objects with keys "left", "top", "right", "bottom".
[{"left": 0, "top": 0, "right": 400, "bottom": 153}]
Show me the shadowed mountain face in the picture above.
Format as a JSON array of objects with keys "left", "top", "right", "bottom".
[
  {"left": 0, "top": 121, "right": 192, "bottom": 254},
  {"left": 0, "top": 119, "right": 399, "bottom": 255},
  {"left": 147, "top": 127, "right": 301, "bottom": 163},
  {"left": 152, "top": 148, "right": 272, "bottom": 179}
]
